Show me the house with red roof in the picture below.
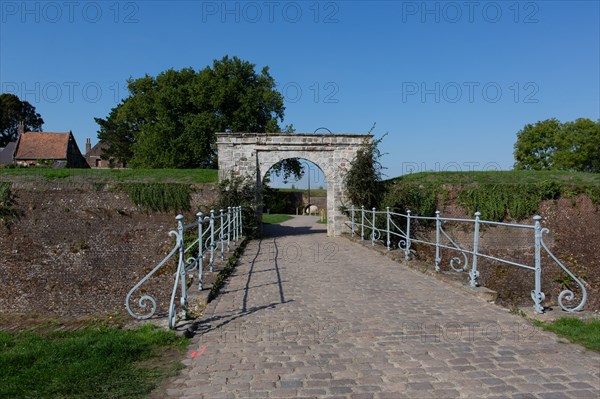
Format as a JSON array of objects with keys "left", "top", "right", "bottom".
[{"left": 12, "top": 126, "right": 88, "bottom": 168}]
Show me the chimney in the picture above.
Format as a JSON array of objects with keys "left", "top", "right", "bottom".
[
  {"left": 86, "top": 138, "right": 92, "bottom": 154},
  {"left": 17, "top": 121, "right": 25, "bottom": 137}
]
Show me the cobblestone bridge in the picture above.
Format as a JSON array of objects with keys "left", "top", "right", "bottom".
[{"left": 159, "top": 216, "right": 599, "bottom": 399}]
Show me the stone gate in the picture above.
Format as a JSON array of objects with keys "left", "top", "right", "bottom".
[{"left": 216, "top": 133, "right": 371, "bottom": 236}]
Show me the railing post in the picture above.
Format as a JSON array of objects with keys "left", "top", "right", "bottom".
[
  {"left": 227, "top": 207, "right": 231, "bottom": 252},
  {"left": 219, "top": 209, "right": 225, "bottom": 261},
  {"left": 435, "top": 210, "right": 441, "bottom": 272},
  {"left": 470, "top": 212, "right": 481, "bottom": 287},
  {"left": 209, "top": 210, "right": 215, "bottom": 272},
  {"left": 361, "top": 205, "right": 365, "bottom": 241},
  {"left": 176, "top": 214, "right": 187, "bottom": 320},
  {"left": 233, "top": 206, "right": 238, "bottom": 242},
  {"left": 197, "top": 211, "right": 204, "bottom": 290},
  {"left": 386, "top": 207, "right": 391, "bottom": 250},
  {"left": 238, "top": 206, "right": 244, "bottom": 237},
  {"left": 372, "top": 207, "right": 376, "bottom": 246},
  {"left": 351, "top": 205, "right": 355, "bottom": 238},
  {"left": 405, "top": 210, "right": 411, "bottom": 260},
  {"left": 237, "top": 206, "right": 241, "bottom": 239},
  {"left": 532, "top": 215, "right": 545, "bottom": 313}
]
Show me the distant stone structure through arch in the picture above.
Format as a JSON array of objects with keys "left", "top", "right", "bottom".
[{"left": 216, "top": 133, "right": 371, "bottom": 236}]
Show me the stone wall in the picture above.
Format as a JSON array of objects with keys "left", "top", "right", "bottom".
[{"left": 217, "top": 133, "right": 371, "bottom": 236}]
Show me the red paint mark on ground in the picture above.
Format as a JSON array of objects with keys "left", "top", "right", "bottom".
[{"left": 191, "top": 345, "right": 207, "bottom": 359}]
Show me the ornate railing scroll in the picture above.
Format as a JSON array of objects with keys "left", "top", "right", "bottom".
[
  {"left": 388, "top": 209, "right": 410, "bottom": 259},
  {"left": 540, "top": 228, "right": 587, "bottom": 312},
  {"left": 433, "top": 210, "right": 470, "bottom": 274},
  {"left": 125, "top": 232, "right": 180, "bottom": 321},
  {"left": 348, "top": 205, "right": 588, "bottom": 314},
  {"left": 351, "top": 206, "right": 383, "bottom": 245},
  {"left": 126, "top": 206, "right": 243, "bottom": 329}
]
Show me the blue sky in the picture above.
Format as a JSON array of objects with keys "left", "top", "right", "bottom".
[{"left": 1, "top": 1, "right": 599, "bottom": 187}]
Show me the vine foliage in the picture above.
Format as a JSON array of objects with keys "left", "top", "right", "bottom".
[{"left": 344, "top": 128, "right": 386, "bottom": 210}]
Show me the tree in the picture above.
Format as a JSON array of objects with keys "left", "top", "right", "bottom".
[
  {"left": 0, "top": 94, "right": 44, "bottom": 147},
  {"left": 96, "top": 56, "right": 285, "bottom": 168},
  {"left": 344, "top": 126, "right": 386, "bottom": 209},
  {"left": 514, "top": 118, "right": 600, "bottom": 172},
  {"left": 554, "top": 118, "right": 600, "bottom": 172}
]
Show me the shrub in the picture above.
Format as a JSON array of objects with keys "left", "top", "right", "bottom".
[
  {"left": 344, "top": 131, "right": 386, "bottom": 210},
  {"left": 216, "top": 176, "right": 259, "bottom": 238}
]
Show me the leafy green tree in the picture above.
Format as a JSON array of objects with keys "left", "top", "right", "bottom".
[
  {"left": 554, "top": 118, "right": 600, "bottom": 172},
  {"left": 0, "top": 93, "right": 44, "bottom": 146},
  {"left": 267, "top": 159, "right": 304, "bottom": 183},
  {"left": 513, "top": 118, "right": 561, "bottom": 170},
  {"left": 514, "top": 118, "right": 600, "bottom": 172},
  {"left": 96, "top": 56, "right": 285, "bottom": 168},
  {"left": 94, "top": 110, "right": 136, "bottom": 165},
  {"left": 344, "top": 127, "right": 386, "bottom": 209}
]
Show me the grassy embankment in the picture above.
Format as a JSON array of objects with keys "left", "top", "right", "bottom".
[
  {"left": 384, "top": 170, "right": 600, "bottom": 221},
  {"left": 0, "top": 167, "right": 219, "bottom": 184},
  {"left": 387, "top": 170, "right": 600, "bottom": 186},
  {"left": 0, "top": 324, "right": 188, "bottom": 398},
  {"left": 533, "top": 317, "right": 600, "bottom": 352}
]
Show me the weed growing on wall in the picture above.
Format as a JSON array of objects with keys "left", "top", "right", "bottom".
[
  {"left": 0, "top": 182, "right": 20, "bottom": 228},
  {"left": 120, "top": 183, "right": 191, "bottom": 213},
  {"left": 381, "top": 173, "right": 598, "bottom": 223},
  {"left": 382, "top": 182, "right": 441, "bottom": 218},
  {"left": 459, "top": 180, "right": 582, "bottom": 221}
]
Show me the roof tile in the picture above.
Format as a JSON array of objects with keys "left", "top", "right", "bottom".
[{"left": 15, "top": 132, "right": 70, "bottom": 160}]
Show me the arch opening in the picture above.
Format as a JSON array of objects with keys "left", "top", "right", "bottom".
[{"left": 262, "top": 158, "right": 328, "bottom": 219}]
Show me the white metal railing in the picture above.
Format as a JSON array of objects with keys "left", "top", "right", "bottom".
[
  {"left": 347, "top": 205, "right": 587, "bottom": 314},
  {"left": 126, "top": 206, "right": 243, "bottom": 329}
]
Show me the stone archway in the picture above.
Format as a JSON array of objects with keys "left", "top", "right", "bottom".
[{"left": 216, "top": 133, "right": 371, "bottom": 236}]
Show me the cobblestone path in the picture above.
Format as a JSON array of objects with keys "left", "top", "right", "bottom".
[{"left": 164, "top": 216, "right": 599, "bottom": 399}]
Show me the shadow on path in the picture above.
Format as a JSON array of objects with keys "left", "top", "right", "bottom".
[
  {"left": 240, "top": 236, "right": 286, "bottom": 308},
  {"left": 263, "top": 222, "right": 326, "bottom": 237},
  {"left": 242, "top": 238, "right": 263, "bottom": 313},
  {"left": 197, "top": 217, "right": 325, "bottom": 337},
  {"left": 196, "top": 301, "right": 290, "bottom": 336},
  {"left": 197, "top": 231, "right": 294, "bottom": 336},
  {"left": 273, "top": 237, "right": 285, "bottom": 304}
]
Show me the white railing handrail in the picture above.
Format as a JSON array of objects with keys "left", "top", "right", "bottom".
[
  {"left": 126, "top": 206, "right": 244, "bottom": 329},
  {"left": 348, "top": 204, "right": 587, "bottom": 314}
]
